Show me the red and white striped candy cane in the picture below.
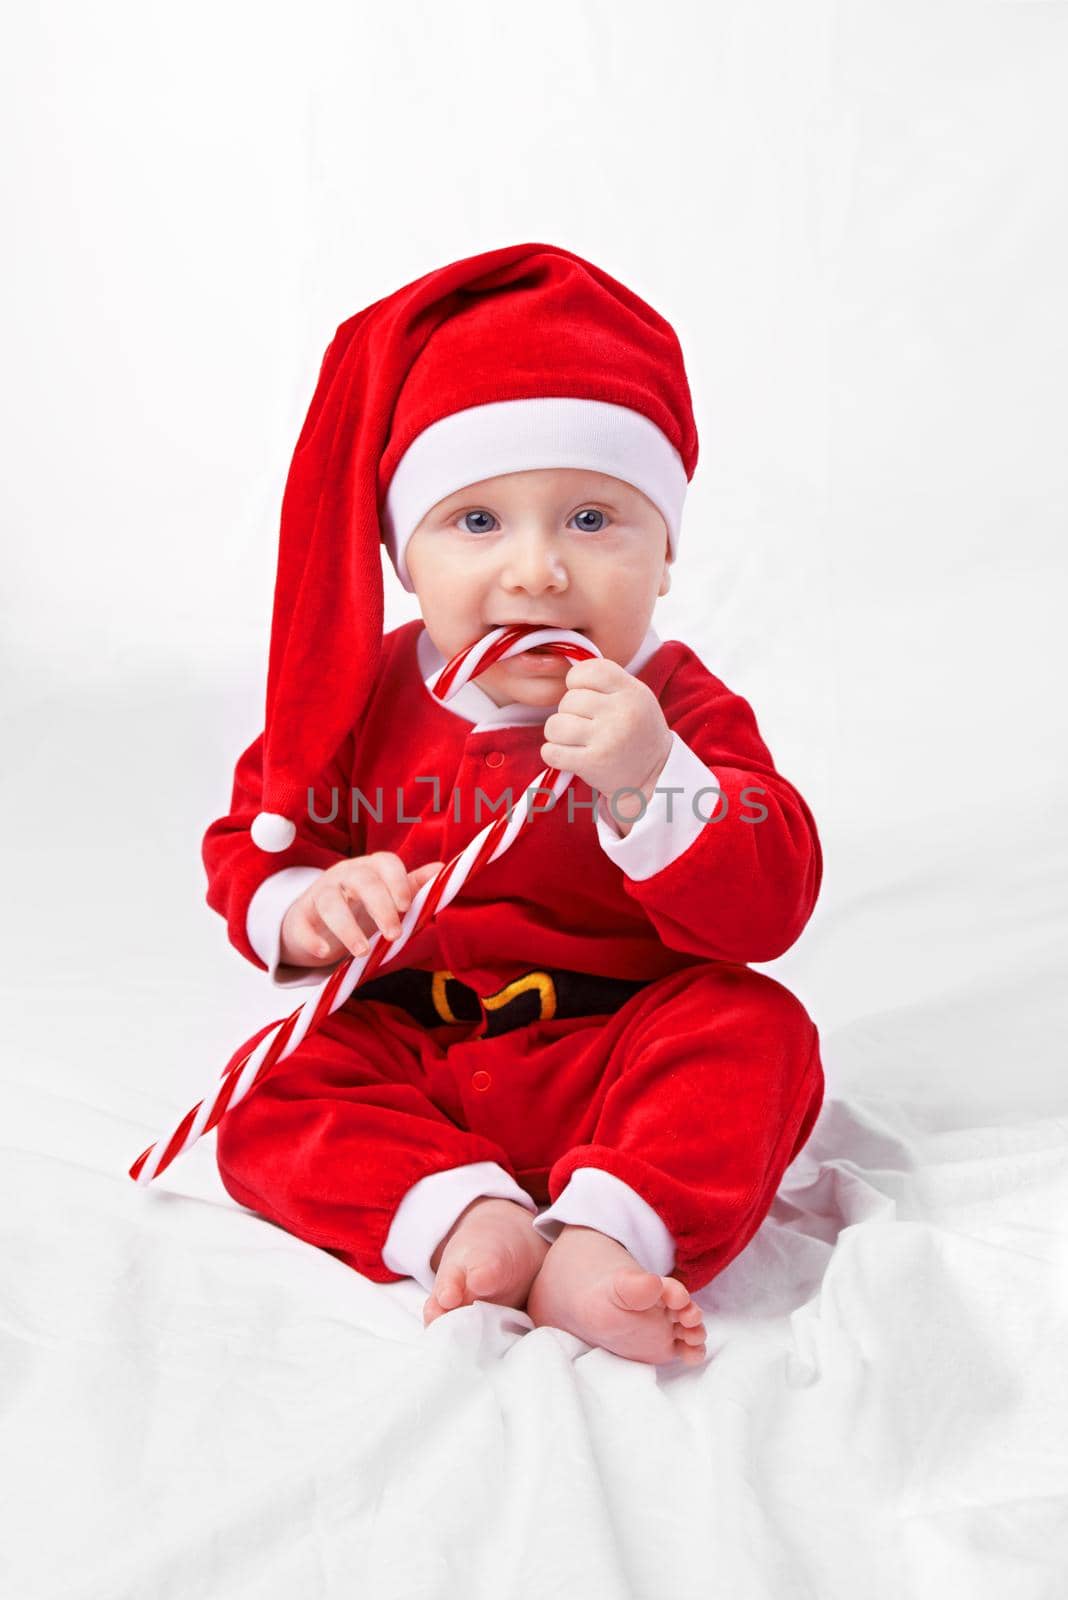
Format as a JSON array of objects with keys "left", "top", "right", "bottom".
[{"left": 128, "top": 625, "right": 598, "bottom": 1186}]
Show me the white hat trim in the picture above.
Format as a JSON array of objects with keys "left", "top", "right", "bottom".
[{"left": 381, "top": 397, "right": 687, "bottom": 592}]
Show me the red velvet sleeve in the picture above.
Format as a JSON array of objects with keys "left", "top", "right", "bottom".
[
  {"left": 201, "top": 729, "right": 358, "bottom": 971},
  {"left": 622, "top": 649, "right": 823, "bottom": 964}
]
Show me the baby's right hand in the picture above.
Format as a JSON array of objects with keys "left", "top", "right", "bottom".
[{"left": 279, "top": 853, "right": 447, "bottom": 968}]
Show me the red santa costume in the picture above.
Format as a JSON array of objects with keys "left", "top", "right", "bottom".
[{"left": 200, "top": 243, "right": 825, "bottom": 1296}]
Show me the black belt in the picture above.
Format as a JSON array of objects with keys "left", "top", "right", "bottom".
[{"left": 348, "top": 965, "right": 651, "bottom": 1039}]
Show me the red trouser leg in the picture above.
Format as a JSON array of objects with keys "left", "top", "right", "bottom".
[
  {"left": 527, "top": 962, "right": 825, "bottom": 1295},
  {"left": 213, "top": 998, "right": 520, "bottom": 1283}
]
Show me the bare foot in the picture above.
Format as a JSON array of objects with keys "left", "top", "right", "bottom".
[
  {"left": 422, "top": 1197, "right": 550, "bottom": 1327},
  {"left": 526, "top": 1224, "right": 707, "bottom": 1366}
]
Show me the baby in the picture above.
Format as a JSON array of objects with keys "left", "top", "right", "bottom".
[{"left": 203, "top": 244, "right": 825, "bottom": 1368}]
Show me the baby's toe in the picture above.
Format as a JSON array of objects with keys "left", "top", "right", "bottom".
[
  {"left": 660, "top": 1276, "right": 691, "bottom": 1312},
  {"left": 675, "top": 1323, "right": 706, "bottom": 1346},
  {"left": 611, "top": 1267, "right": 668, "bottom": 1313},
  {"left": 433, "top": 1263, "right": 468, "bottom": 1310},
  {"left": 423, "top": 1294, "right": 447, "bottom": 1327},
  {"left": 675, "top": 1301, "right": 704, "bottom": 1329},
  {"left": 676, "top": 1339, "right": 708, "bottom": 1366},
  {"left": 465, "top": 1251, "right": 506, "bottom": 1295}
]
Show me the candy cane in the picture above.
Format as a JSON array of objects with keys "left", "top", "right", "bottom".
[{"left": 128, "top": 625, "right": 598, "bottom": 1186}]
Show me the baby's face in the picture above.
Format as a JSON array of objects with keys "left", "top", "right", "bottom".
[{"left": 404, "top": 468, "right": 672, "bottom": 708}]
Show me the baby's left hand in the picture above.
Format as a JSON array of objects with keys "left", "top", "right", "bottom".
[{"left": 540, "top": 658, "right": 672, "bottom": 818}]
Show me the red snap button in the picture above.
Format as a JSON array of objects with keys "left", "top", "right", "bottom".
[
  {"left": 485, "top": 751, "right": 505, "bottom": 768},
  {"left": 471, "top": 1069, "right": 493, "bottom": 1091}
]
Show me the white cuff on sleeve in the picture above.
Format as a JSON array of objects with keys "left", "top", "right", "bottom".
[
  {"left": 594, "top": 732, "right": 721, "bottom": 881},
  {"left": 531, "top": 1167, "right": 676, "bottom": 1276},
  {"left": 246, "top": 865, "right": 334, "bottom": 987},
  {"left": 381, "top": 1161, "right": 539, "bottom": 1292}
]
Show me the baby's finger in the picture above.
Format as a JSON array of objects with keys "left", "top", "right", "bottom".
[
  {"left": 346, "top": 865, "right": 405, "bottom": 942},
  {"left": 315, "top": 880, "right": 372, "bottom": 958},
  {"left": 408, "top": 860, "right": 446, "bottom": 891},
  {"left": 305, "top": 897, "right": 365, "bottom": 957},
  {"left": 399, "top": 861, "right": 447, "bottom": 920},
  {"left": 286, "top": 901, "right": 340, "bottom": 962},
  {"left": 369, "top": 852, "right": 416, "bottom": 917}
]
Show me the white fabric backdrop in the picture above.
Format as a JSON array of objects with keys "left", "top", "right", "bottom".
[{"left": 3, "top": 3, "right": 1067, "bottom": 1596}]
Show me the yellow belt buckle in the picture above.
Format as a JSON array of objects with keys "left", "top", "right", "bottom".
[
  {"left": 481, "top": 970, "right": 558, "bottom": 1023},
  {"left": 431, "top": 970, "right": 462, "bottom": 1024}
]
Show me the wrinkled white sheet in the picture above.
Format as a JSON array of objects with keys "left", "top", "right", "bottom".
[{"left": 3, "top": 1068, "right": 1067, "bottom": 1598}]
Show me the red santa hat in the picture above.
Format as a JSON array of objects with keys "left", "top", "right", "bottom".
[{"left": 250, "top": 241, "right": 699, "bottom": 853}]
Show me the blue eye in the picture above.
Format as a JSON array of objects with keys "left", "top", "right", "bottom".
[
  {"left": 457, "top": 507, "right": 607, "bottom": 535},
  {"left": 462, "top": 510, "right": 497, "bottom": 533}
]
